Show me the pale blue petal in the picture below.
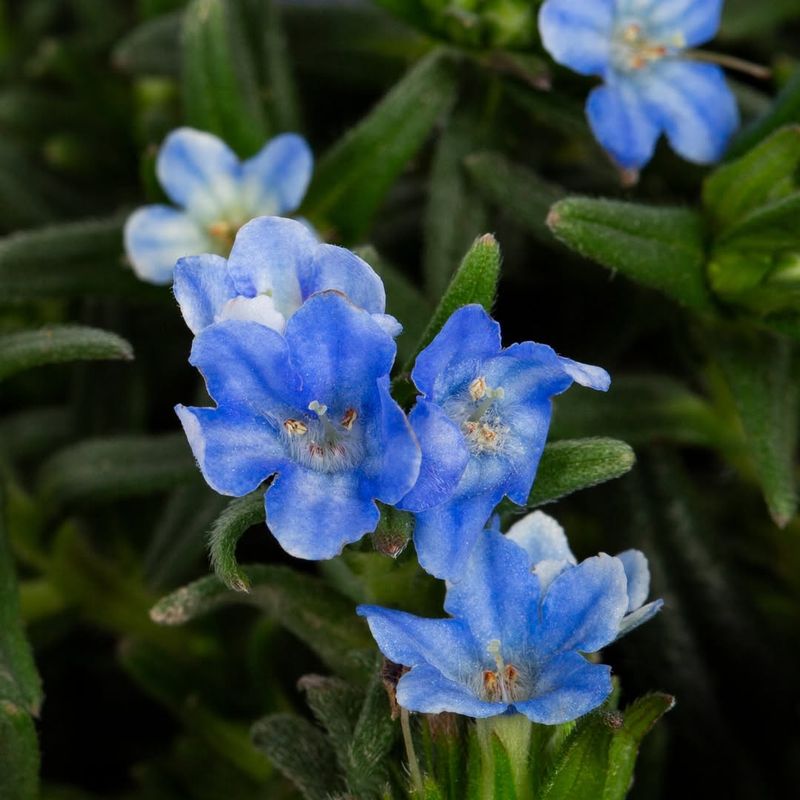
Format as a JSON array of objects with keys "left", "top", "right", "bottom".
[
  {"left": 645, "top": 0, "right": 724, "bottom": 47},
  {"left": 240, "top": 133, "right": 313, "bottom": 216},
  {"left": 397, "top": 665, "right": 505, "bottom": 718},
  {"left": 586, "top": 82, "right": 661, "bottom": 170},
  {"left": 175, "top": 405, "right": 286, "bottom": 496},
  {"left": 538, "top": 0, "right": 614, "bottom": 76},
  {"left": 506, "top": 511, "right": 576, "bottom": 565},
  {"left": 284, "top": 292, "right": 397, "bottom": 410},
  {"left": 303, "top": 244, "right": 387, "bottom": 315},
  {"left": 356, "top": 605, "right": 480, "bottom": 679},
  {"left": 535, "top": 554, "right": 628, "bottom": 654},
  {"left": 189, "top": 320, "right": 301, "bottom": 411},
  {"left": 124, "top": 205, "right": 210, "bottom": 285},
  {"left": 558, "top": 357, "right": 611, "bottom": 391},
  {"left": 399, "top": 399, "right": 469, "bottom": 513},
  {"left": 227, "top": 216, "right": 316, "bottom": 318},
  {"left": 444, "top": 529, "right": 540, "bottom": 655},
  {"left": 411, "top": 305, "right": 502, "bottom": 400},
  {"left": 616, "top": 549, "right": 650, "bottom": 611},
  {"left": 617, "top": 599, "right": 664, "bottom": 639},
  {"left": 371, "top": 313, "right": 403, "bottom": 338},
  {"left": 157, "top": 128, "right": 241, "bottom": 223},
  {"left": 514, "top": 652, "right": 612, "bottom": 724},
  {"left": 173, "top": 254, "right": 237, "bottom": 334},
  {"left": 641, "top": 61, "right": 739, "bottom": 165},
  {"left": 368, "top": 377, "right": 421, "bottom": 503},
  {"left": 533, "top": 560, "right": 574, "bottom": 594},
  {"left": 265, "top": 467, "right": 379, "bottom": 559}
]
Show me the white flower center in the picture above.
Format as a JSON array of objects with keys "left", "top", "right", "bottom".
[
  {"left": 612, "top": 21, "right": 684, "bottom": 72},
  {"left": 450, "top": 375, "right": 509, "bottom": 454},
  {"left": 281, "top": 400, "right": 363, "bottom": 472},
  {"left": 477, "top": 639, "right": 528, "bottom": 703}
]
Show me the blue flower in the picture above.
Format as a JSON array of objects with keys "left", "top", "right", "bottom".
[
  {"left": 505, "top": 510, "right": 663, "bottom": 637},
  {"left": 400, "top": 304, "right": 609, "bottom": 581},
  {"left": 358, "top": 524, "right": 659, "bottom": 723},
  {"left": 172, "top": 216, "right": 400, "bottom": 337},
  {"left": 176, "top": 292, "right": 420, "bottom": 560},
  {"left": 538, "top": 0, "right": 739, "bottom": 170},
  {"left": 124, "top": 128, "right": 312, "bottom": 284}
]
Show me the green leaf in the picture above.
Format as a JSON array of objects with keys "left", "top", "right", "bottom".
[
  {"left": 727, "top": 69, "right": 800, "bottom": 157},
  {"left": 208, "top": 490, "right": 266, "bottom": 592},
  {"left": 0, "top": 701, "right": 39, "bottom": 800},
  {"left": 302, "top": 48, "right": 458, "bottom": 242},
  {"left": 150, "top": 565, "right": 372, "bottom": 678},
  {"left": 251, "top": 713, "right": 342, "bottom": 800},
  {"left": 713, "top": 327, "right": 798, "bottom": 526},
  {"left": 466, "top": 151, "right": 565, "bottom": 245},
  {"left": 526, "top": 438, "right": 636, "bottom": 508},
  {"left": 422, "top": 105, "right": 489, "bottom": 300},
  {"left": 602, "top": 694, "right": 675, "bottom": 800},
  {"left": 38, "top": 434, "right": 196, "bottom": 506},
  {"left": 0, "top": 216, "right": 148, "bottom": 301},
  {"left": 490, "top": 736, "right": 517, "bottom": 800},
  {"left": 0, "top": 326, "right": 133, "bottom": 381},
  {"left": 703, "top": 126, "right": 800, "bottom": 232},
  {"left": 716, "top": 191, "right": 800, "bottom": 250},
  {"left": 547, "top": 198, "right": 712, "bottom": 312},
  {"left": 112, "top": 11, "right": 182, "bottom": 76},
  {"left": 182, "top": 0, "right": 270, "bottom": 156},
  {"left": 0, "top": 487, "right": 43, "bottom": 715},
  {"left": 404, "top": 233, "right": 502, "bottom": 373}
]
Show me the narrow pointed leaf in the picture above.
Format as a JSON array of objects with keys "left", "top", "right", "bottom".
[
  {"left": 0, "top": 702, "right": 39, "bottom": 800},
  {"left": 208, "top": 490, "right": 266, "bottom": 592},
  {"left": 38, "top": 434, "right": 195, "bottom": 506},
  {"left": 713, "top": 327, "right": 798, "bottom": 526},
  {"left": 703, "top": 126, "right": 800, "bottom": 232},
  {"left": 151, "top": 565, "right": 372, "bottom": 678},
  {"left": 526, "top": 438, "right": 636, "bottom": 508},
  {"left": 405, "top": 233, "right": 501, "bottom": 372},
  {"left": 466, "top": 151, "right": 565, "bottom": 244},
  {"left": 112, "top": 11, "right": 182, "bottom": 76},
  {"left": 182, "top": 0, "right": 270, "bottom": 156},
  {"left": 251, "top": 713, "right": 342, "bottom": 800},
  {"left": 303, "top": 48, "right": 458, "bottom": 241},
  {"left": 717, "top": 191, "right": 800, "bottom": 250},
  {"left": 547, "top": 198, "right": 712, "bottom": 312},
  {"left": 0, "top": 326, "right": 133, "bottom": 381}
]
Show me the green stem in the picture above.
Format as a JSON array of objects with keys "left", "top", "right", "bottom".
[
  {"left": 476, "top": 714, "right": 534, "bottom": 799},
  {"left": 401, "top": 708, "right": 425, "bottom": 796}
]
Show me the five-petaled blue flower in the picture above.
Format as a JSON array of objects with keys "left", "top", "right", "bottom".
[
  {"left": 400, "top": 304, "right": 609, "bottom": 581},
  {"left": 172, "top": 215, "right": 400, "bottom": 337},
  {"left": 176, "top": 292, "right": 420, "bottom": 560},
  {"left": 539, "top": 0, "right": 739, "bottom": 170},
  {"left": 125, "top": 128, "right": 312, "bottom": 284},
  {"left": 358, "top": 522, "right": 661, "bottom": 723}
]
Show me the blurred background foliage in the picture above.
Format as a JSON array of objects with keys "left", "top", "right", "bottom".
[{"left": 2, "top": 0, "right": 800, "bottom": 798}]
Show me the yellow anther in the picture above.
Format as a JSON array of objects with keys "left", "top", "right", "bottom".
[
  {"left": 469, "top": 376, "right": 488, "bottom": 401},
  {"left": 341, "top": 408, "right": 358, "bottom": 430},
  {"left": 283, "top": 419, "right": 308, "bottom": 436}
]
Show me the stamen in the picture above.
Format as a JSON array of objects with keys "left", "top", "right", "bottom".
[
  {"left": 684, "top": 49, "right": 771, "bottom": 80},
  {"left": 469, "top": 376, "right": 487, "bottom": 401},
  {"left": 468, "top": 385, "right": 505, "bottom": 422},
  {"left": 207, "top": 220, "right": 238, "bottom": 247},
  {"left": 341, "top": 408, "right": 358, "bottom": 430},
  {"left": 308, "top": 400, "right": 328, "bottom": 417},
  {"left": 283, "top": 419, "right": 307, "bottom": 436}
]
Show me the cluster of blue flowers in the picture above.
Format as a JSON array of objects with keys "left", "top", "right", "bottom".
[{"left": 124, "top": 124, "right": 665, "bottom": 726}]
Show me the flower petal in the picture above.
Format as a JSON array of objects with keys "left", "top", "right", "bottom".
[
  {"left": 173, "top": 254, "right": 237, "bottom": 334},
  {"left": 218, "top": 295, "right": 286, "bottom": 331},
  {"left": 617, "top": 599, "right": 664, "bottom": 639},
  {"left": 356, "top": 605, "right": 480, "bottom": 679},
  {"left": 189, "top": 319, "right": 301, "bottom": 410},
  {"left": 399, "top": 399, "right": 470, "bottom": 513},
  {"left": 641, "top": 61, "right": 739, "bottom": 165},
  {"left": 444, "top": 529, "right": 540, "bottom": 655},
  {"left": 514, "top": 652, "right": 612, "bottom": 724},
  {"left": 397, "top": 664, "right": 504, "bottom": 718},
  {"left": 643, "top": 0, "right": 724, "bottom": 47},
  {"left": 240, "top": 133, "right": 313, "bottom": 216},
  {"left": 411, "top": 305, "right": 502, "bottom": 400},
  {"left": 175, "top": 405, "right": 286, "bottom": 496},
  {"left": 616, "top": 549, "right": 651, "bottom": 611},
  {"left": 506, "top": 511, "right": 576, "bottom": 565},
  {"left": 156, "top": 128, "right": 241, "bottom": 223},
  {"left": 303, "top": 244, "right": 387, "bottom": 315},
  {"left": 535, "top": 554, "right": 628, "bottom": 654},
  {"left": 558, "top": 357, "right": 611, "bottom": 391},
  {"left": 265, "top": 467, "right": 379, "bottom": 559},
  {"left": 124, "top": 205, "right": 210, "bottom": 285},
  {"left": 284, "top": 292, "right": 397, "bottom": 410},
  {"left": 226, "top": 216, "right": 316, "bottom": 318},
  {"left": 538, "top": 0, "right": 614, "bottom": 76},
  {"left": 586, "top": 81, "right": 661, "bottom": 170}
]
